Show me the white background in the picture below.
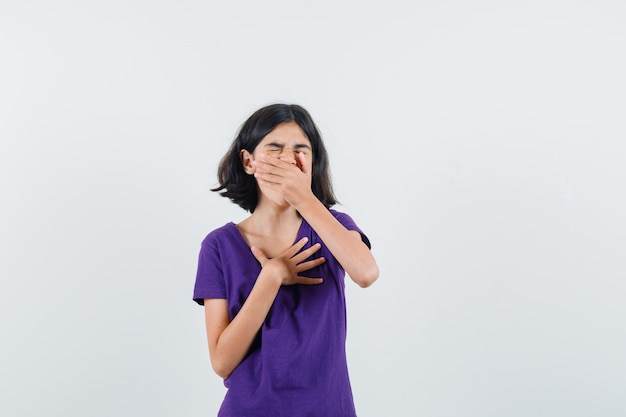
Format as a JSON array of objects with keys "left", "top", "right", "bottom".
[{"left": 1, "top": 1, "right": 625, "bottom": 416}]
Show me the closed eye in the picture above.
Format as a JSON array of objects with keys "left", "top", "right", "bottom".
[{"left": 263, "top": 144, "right": 311, "bottom": 156}]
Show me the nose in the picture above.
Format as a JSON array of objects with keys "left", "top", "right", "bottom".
[
  {"left": 279, "top": 152, "right": 297, "bottom": 164},
  {"left": 276, "top": 148, "right": 300, "bottom": 164}
]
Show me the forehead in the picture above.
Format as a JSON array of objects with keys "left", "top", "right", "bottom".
[{"left": 260, "top": 121, "right": 311, "bottom": 146}]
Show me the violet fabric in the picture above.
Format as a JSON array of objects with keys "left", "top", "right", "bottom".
[{"left": 193, "top": 210, "right": 368, "bottom": 417}]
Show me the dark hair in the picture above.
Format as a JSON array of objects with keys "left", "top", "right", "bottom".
[{"left": 211, "top": 104, "right": 337, "bottom": 212}]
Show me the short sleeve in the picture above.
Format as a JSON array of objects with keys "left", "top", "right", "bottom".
[
  {"left": 330, "top": 210, "right": 372, "bottom": 249},
  {"left": 193, "top": 235, "right": 227, "bottom": 305}
]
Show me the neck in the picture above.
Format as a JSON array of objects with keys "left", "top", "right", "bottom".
[{"left": 248, "top": 200, "right": 301, "bottom": 236}]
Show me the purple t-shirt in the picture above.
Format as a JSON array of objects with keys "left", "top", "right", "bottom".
[{"left": 193, "top": 210, "right": 369, "bottom": 417}]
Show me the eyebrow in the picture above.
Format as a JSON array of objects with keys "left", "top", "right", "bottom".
[{"left": 264, "top": 142, "right": 311, "bottom": 150}]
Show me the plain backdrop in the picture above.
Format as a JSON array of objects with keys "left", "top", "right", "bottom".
[{"left": 1, "top": 1, "right": 625, "bottom": 416}]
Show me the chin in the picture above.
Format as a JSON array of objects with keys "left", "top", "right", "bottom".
[{"left": 258, "top": 188, "right": 291, "bottom": 209}]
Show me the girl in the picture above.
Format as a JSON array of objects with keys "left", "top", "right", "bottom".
[{"left": 193, "top": 104, "right": 379, "bottom": 417}]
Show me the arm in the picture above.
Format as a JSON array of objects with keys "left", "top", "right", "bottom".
[
  {"left": 296, "top": 199, "right": 379, "bottom": 287},
  {"left": 253, "top": 154, "right": 379, "bottom": 287},
  {"left": 204, "top": 238, "right": 325, "bottom": 379}
]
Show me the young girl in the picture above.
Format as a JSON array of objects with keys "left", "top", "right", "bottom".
[{"left": 193, "top": 104, "right": 379, "bottom": 417}]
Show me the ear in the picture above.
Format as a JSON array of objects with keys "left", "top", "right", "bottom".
[{"left": 240, "top": 149, "right": 255, "bottom": 175}]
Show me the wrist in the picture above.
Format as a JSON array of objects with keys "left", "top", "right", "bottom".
[
  {"left": 257, "top": 267, "right": 283, "bottom": 290},
  {"left": 291, "top": 192, "right": 319, "bottom": 213}
]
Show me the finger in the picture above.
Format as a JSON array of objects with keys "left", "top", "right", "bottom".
[
  {"left": 252, "top": 161, "right": 281, "bottom": 179},
  {"left": 279, "top": 155, "right": 297, "bottom": 165},
  {"left": 256, "top": 154, "right": 286, "bottom": 170},
  {"left": 254, "top": 171, "right": 282, "bottom": 185},
  {"left": 289, "top": 276, "right": 324, "bottom": 285},
  {"left": 250, "top": 246, "right": 268, "bottom": 266},
  {"left": 295, "top": 256, "right": 326, "bottom": 273},
  {"left": 290, "top": 242, "right": 322, "bottom": 263},
  {"left": 258, "top": 154, "right": 299, "bottom": 171},
  {"left": 254, "top": 161, "right": 295, "bottom": 181},
  {"left": 253, "top": 160, "right": 281, "bottom": 176},
  {"left": 283, "top": 237, "right": 309, "bottom": 259},
  {"left": 296, "top": 152, "right": 307, "bottom": 174}
]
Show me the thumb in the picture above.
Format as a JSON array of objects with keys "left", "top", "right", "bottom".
[
  {"left": 250, "top": 246, "right": 268, "bottom": 266},
  {"left": 297, "top": 152, "right": 308, "bottom": 174}
]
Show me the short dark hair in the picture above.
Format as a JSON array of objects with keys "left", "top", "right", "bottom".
[{"left": 211, "top": 104, "right": 337, "bottom": 212}]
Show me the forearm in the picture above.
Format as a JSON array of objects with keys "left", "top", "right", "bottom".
[
  {"left": 296, "top": 198, "right": 379, "bottom": 287},
  {"left": 210, "top": 274, "right": 280, "bottom": 378},
  {"left": 208, "top": 238, "right": 324, "bottom": 378}
]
